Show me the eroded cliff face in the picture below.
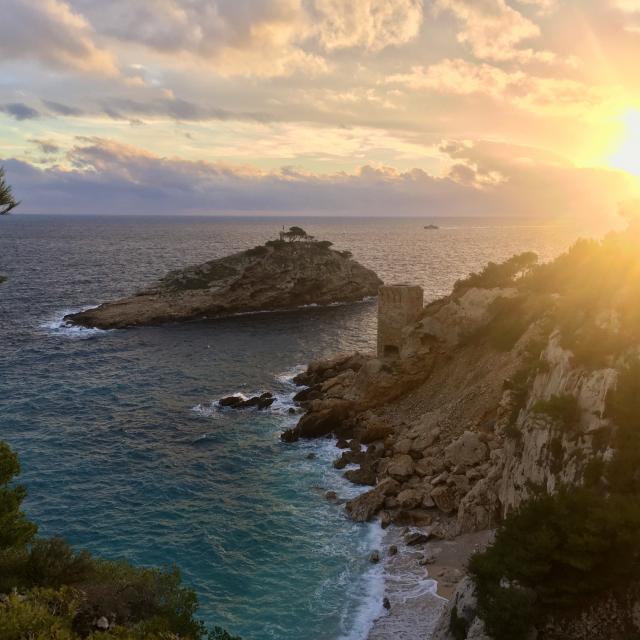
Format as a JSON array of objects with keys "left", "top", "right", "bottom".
[
  {"left": 65, "top": 241, "right": 382, "bottom": 329},
  {"left": 285, "top": 285, "right": 623, "bottom": 537},
  {"left": 497, "top": 332, "right": 617, "bottom": 514}
]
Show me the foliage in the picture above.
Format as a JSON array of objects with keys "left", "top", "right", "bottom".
[
  {"left": 453, "top": 252, "right": 538, "bottom": 295},
  {"left": 605, "top": 358, "right": 640, "bottom": 494},
  {"left": 0, "top": 441, "right": 239, "bottom": 640},
  {"left": 0, "top": 166, "right": 19, "bottom": 215},
  {"left": 0, "top": 442, "right": 37, "bottom": 551},
  {"left": 245, "top": 245, "right": 269, "bottom": 257},
  {"left": 464, "top": 296, "right": 533, "bottom": 351},
  {"left": 532, "top": 394, "right": 580, "bottom": 431},
  {"left": 522, "top": 230, "right": 640, "bottom": 365},
  {"left": 470, "top": 488, "right": 640, "bottom": 639},
  {"left": 449, "top": 605, "right": 468, "bottom": 640},
  {"left": 279, "top": 226, "right": 312, "bottom": 242},
  {"left": 316, "top": 240, "right": 333, "bottom": 250}
]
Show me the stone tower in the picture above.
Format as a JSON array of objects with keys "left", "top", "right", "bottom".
[{"left": 377, "top": 284, "right": 424, "bottom": 359}]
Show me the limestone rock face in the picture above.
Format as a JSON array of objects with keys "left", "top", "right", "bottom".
[
  {"left": 66, "top": 241, "right": 382, "bottom": 329},
  {"left": 432, "top": 577, "right": 490, "bottom": 640}
]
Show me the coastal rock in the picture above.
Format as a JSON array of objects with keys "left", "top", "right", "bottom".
[
  {"left": 345, "top": 478, "right": 399, "bottom": 522},
  {"left": 66, "top": 240, "right": 382, "bottom": 329},
  {"left": 431, "top": 485, "right": 458, "bottom": 514},
  {"left": 219, "top": 392, "right": 275, "bottom": 410},
  {"left": 361, "top": 423, "right": 394, "bottom": 444},
  {"left": 282, "top": 404, "right": 350, "bottom": 441},
  {"left": 445, "top": 431, "right": 488, "bottom": 469},
  {"left": 387, "top": 454, "right": 415, "bottom": 480}
]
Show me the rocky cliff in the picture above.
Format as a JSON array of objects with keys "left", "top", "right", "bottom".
[
  {"left": 66, "top": 240, "right": 382, "bottom": 329},
  {"left": 285, "top": 228, "right": 640, "bottom": 640}
]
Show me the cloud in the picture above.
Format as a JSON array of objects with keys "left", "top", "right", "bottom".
[
  {"left": 314, "top": 0, "right": 423, "bottom": 50},
  {"left": 435, "top": 0, "right": 554, "bottom": 62},
  {"left": 68, "top": 0, "right": 323, "bottom": 77},
  {"left": 387, "top": 58, "right": 608, "bottom": 115},
  {"left": 0, "top": 103, "right": 40, "bottom": 120},
  {"left": 65, "top": 0, "right": 422, "bottom": 77},
  {"left": 43, "top": 100, "right": 85, "bottom": 117},
  {"left": 29, "top": 139, "right": 62, "bottom": 154},
  {"left": 1, "top": 136, "right": 634, "bottom": 220},
  {"left": 98, "top": 97, "right": 275, "bottom": 123},
  {"left": 0, "top": 0, "right": 118, "bottom": 76}
]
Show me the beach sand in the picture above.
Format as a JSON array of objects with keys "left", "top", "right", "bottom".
[{"left": 367, "top": 528, "right": 493, "bottom": 639}]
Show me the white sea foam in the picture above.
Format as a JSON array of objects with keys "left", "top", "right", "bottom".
[
  {"left": 40, "top": 308, "right": 110, "bottom": 339},
  {"left": 337, "top": 524, "right": 386, "bottom": 640}
]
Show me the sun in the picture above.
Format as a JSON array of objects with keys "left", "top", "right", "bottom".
[{"left": 610, "top": 109, "right": 640, "bottom": 177}]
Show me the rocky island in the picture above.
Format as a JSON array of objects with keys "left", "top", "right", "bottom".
[
  {"left": 66, "top": 229, "right": 382, "bottom": 329},
  {"left": 285, "top": 226, "right": 640, "bottom": 640}
]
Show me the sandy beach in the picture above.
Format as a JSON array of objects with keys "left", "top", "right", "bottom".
[{"left": 367, "top": 529, "right": 493, "bottom": 639}]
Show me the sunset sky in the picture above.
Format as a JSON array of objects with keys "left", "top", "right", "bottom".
[{"left": 2, "top": 0, "right": 640, "bottom": 217}]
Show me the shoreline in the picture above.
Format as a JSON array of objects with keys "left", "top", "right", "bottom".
[{"left": 365, "top": 527, "right": 493, "bottom": 639}]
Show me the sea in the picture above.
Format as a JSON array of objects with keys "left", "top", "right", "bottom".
[{"left": 0, "top": 215, "right": 602, "bottom": 639}]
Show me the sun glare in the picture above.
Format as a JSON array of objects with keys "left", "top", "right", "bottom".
[{"left": 610, "top": 109, "right": 640, "bottom": 177}]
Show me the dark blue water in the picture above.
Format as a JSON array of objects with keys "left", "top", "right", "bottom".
[{"left": 0, "top": 215, "right": 591, "bottom": 639}]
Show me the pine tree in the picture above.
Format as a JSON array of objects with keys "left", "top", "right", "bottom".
[{"left": 0, "top": 165, "right": 19, "bottom": 215}]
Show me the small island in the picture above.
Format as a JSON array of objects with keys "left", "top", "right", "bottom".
[
  {"left": 424, "top": 224, "right": 439, "bottom": 230},
  {"left": 66, "top": 228, "right": 382, "bottom": 329}
]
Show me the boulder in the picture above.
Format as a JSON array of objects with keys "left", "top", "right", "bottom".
[
  {"left": 444, "top": 431, "right": 488, "bottom": 469},
  {"left": 431, "top": 485, "right": 458, "bottom": 514},
  {"left": 283, "top": 405, "right": 349, "bottom": 441},
  {"left": 404, "top": 531, "right": 430, "bottom": 546},
  {"left": 361, "top": 423, "right": 394, "bottom": 444},
  {"left": 394, "top": 438, "right": 413, "bottom": 455},
  {"left": 396, "top": 488, "right": 423, "bottom": 510},
  {"left": 344, "top": 465, "right": 377, "bottom": 486},
  {"left": 387, "top": 454, "right": 415, "bottom": 480},
  {"left": 345, "top": 478, "right": 399, "bottom": 522}
]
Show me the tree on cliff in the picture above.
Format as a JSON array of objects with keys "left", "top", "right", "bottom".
[
  {"left": 280, "top": 226, "right": 313, "bottom": 242},
  {"left": 0, "top": 166, "right": 19, "bottom": 215}
]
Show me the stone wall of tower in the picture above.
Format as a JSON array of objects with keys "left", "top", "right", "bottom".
[{"left": 377, "top": 284, "right": 424, "bottom": 359}]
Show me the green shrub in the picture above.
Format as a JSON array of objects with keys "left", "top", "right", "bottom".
[
  {"left": 605, "top": 358, "right": 640, "bottom": 494},
  {"left": 470, "top": 488, "right": 640, "bottom": 639},
  {"left": 548, "top": 436, "right": 564, "bottom": 475},
  {"left": 533, "top": 394, "right": 580, "bottom": 431},
  {"left": 449, "top": 605, "right": 468, "bottom": 640},
  {"left": 0, "top": 442, "right": 37, "bottom": 551},
  {"left": 0, "top": 441, "right": 240, "bottom": 640},
  {"left": 316, "top": 240, "right": 333, "bottom": 250},
  {"left": 245, "top": 245, "right": 269, "bottom": 257},
  {"left": 454, "top": 252, "right": 538, "bottom": 295}
]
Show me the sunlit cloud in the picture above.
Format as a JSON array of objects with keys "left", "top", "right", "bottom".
[{"left": 0, "top": 0, "right": 118, "bottom": 76}]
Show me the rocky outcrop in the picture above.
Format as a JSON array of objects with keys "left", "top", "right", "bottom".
[
  {"left": 66, "top": 240, "right": 382, "bottom": 329},
  {"left": 432, "top": 577, "right": 490, "bottom": 640}
]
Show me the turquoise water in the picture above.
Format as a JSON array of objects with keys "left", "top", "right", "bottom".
[{"left": 0, "top": 215, "right": 589, "bottom": 638}]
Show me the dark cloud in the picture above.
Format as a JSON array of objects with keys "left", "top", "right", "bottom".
[
  {"left": 1, "top": 137, "right": 633, "bottom": 218},
  {"left": 1, "top": 102, "right": 40, "bottom": 120},
  {"left": 28, "top": 139, "right": 61, "bottom": 154},
  {"left": 99, "top": 97, "right": 274, "bottom": 123},
  {"left": 43, "top": 100, "right": 84, "bottom": 116}
]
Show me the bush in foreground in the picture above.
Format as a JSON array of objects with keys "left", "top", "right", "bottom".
[
  {"left": 469, "top": 488, "right": 640, "bottom": 640},
  {"left": 0, "top": 441, "right": 238, "bottom": 639}
]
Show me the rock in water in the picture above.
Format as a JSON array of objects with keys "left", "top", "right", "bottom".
[{"left": 65, "top": 240, "right": 382, "bottom": 329}]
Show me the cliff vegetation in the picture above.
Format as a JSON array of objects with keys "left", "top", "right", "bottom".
[{"left": 0, "top": 441, "right": 238, "bottom": 640}]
